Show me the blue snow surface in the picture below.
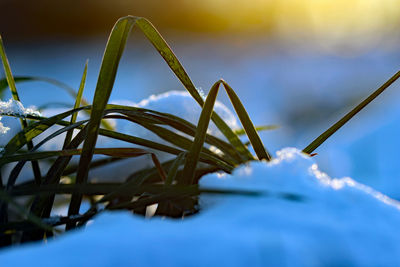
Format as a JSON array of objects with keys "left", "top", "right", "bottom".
[{"left": 1, "top": 148, "right": 400, "bottom": 266}]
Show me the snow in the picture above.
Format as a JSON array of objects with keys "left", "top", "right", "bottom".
[
  {"left": 0, "top": 99, "right": 41, "bottom": 147},
  {"left": 1, "top": 148, "right": 400, "bottom": 266},
  {"left": 116, "top": 90, "right": 239, "bottom": 139},
  {"left": 310, "top": 102, "right": 400, "bottom": 200},
  {"left": 0, "top": 99, "right": 41, "bottom": 118}
]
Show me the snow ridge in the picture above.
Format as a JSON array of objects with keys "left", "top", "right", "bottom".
[{"left": 1, "top": 148, "right": 400, "bottom": 266}]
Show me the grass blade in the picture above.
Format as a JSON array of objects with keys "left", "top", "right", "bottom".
[
  {"left": 303, "top": 70, "right": 400, "bottom": 154},
  {"left": 165, "top": 152, "right": 186, "bottom": 186},
  {"left": 181, "top": 80, "right": 221, "bottom": 184},
  {"left": 1, "top": 107, "right": 88, "bottom": 158},
  {"left": 108, "top": 106, "right": 243, "bottom": 164},
  {"left": 0, "top": 190, "right": 53, "bottom": 232},
  {"left": 63, "top": 60, "right": 88, "bottom": 148},
  {"left": 106, "top": 114, "right": 236, "bottom": 167},
  {"left": 135, "top": 18, "right": 252, "bottom": 160},
  {"left": 0, "top": 36, "right": 21, "bottom": 101},
  {"left": 7, "top": 120, "right": 88, "bottom": 189},
  {"left": 0, "top": 75, "right": 114, "bottom": 130},
  {"left": 234, "top": 125, "right": 279, "bottom": 136},
  {"left": 1, "top": 148, "right": 164, "bottom": 164},
  {"left": 67, "top": 17, "right": 138, "bottom": 226},
  {"left": 0, "top": 35, "right": 42, "bottom": 184},
  {"left": 222, "top": 81, "right": 272, "bottom": 161},
  {"left": 182, "top": 79, "right": 272, "bottom": 184}
]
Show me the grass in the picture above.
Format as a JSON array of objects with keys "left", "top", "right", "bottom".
[{"left": 0, "top": 15, "right": 399, "bottom": 246}]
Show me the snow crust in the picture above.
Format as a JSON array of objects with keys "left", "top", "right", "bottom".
[{"left": 1, "top": 148, "right": 400, "bottom": 266}]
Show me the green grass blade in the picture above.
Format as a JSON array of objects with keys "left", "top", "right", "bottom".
[
  {"left": 134, "top": 18, "right": 252, "bottom": 160},
  {"left": 182, "top": 79, "right": 273, "bottom": 184},
  {"left": 0, "top": 76, "right": 77, "bottom": 100},
  {"left": 108, "top": 114, "right": 236, "bottom": 167},
  {"left": 1, "top": 107, "right": 88, "bottom": 158},
  {"left": 0, "top": 36, "right": 21, "bottom": 101},
  {"left": 165, "top": 152, "right": 186, "bottom": 186},
  {"left": 0, "top": 35, "right": 42, "bottom": 183},
  {"left": 7, "top": 120, "right": 88, "bottom": 189},
  {"left": 181, "top": 80, "right": 221, "bottom": 184},
  {"left": 303, "top": 70, "right": 400, "bottom": 154},
  {"left": 62, "top": 157, "right": 124, "bottom": 176},
  {"left": 63, "top": 60, "right": 88, "bottom": 148},
  {"left": 24, "top": 125, "right": 88, "bottom": 241},
  {"left": 99, "top": 128, "right": 233, "bottom": 172},
  {"left": 108, "top": 106, "right": 243, "bottom": 164},
  {"left": 2, "top": 147, "right": 167, "bottom": 165},
  {"left": 222, "top": 81, "right": 272, "bottom": 161},
  {"left": 234, "top": 125, "right": 279, "bottom": 136},
  {"left": 0, "top": 189, "right": 53, "bottom": 232},
  {"left": 0, "top": 75, "right": 114, "bottom": 131},
  {"left": 67, "top": 17, "right": 139, "bottom": 226},
  {"left": 2, "top": 105, "right": 233, "bottom": 172}
]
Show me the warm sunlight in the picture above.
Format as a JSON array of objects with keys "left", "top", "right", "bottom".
[{"left": 194, "top": 0, "right": 400, "bottom": 50}]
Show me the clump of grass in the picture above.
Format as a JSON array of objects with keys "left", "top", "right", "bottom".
[{"left": 0, "top": 16, "right": 399, "bottom": 247}]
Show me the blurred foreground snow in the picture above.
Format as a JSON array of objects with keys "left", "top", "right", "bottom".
[{"left": 1, "top": 148, "right": 400, "bottom": 266}]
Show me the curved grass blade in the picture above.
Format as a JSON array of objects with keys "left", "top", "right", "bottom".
[
  {"left": 134, "top": 17, "right": 252, "bottom": 160},
  {"left": 7, "top": 120, "right": 88, "bottom": 189},
  {"left": 106, "top": 114, "right": 236, "bottom": 167},
  {"left": 21, "top": 126, "right": 89, "bottom": 242},
  {"left": 182, "top": 80, "right": 271, "bottom": 184},
  {"left": 303, "top": 70, "right": 400, "bottom": 154},
  {"left": 2, "top": 148, "right": 164, "bottom": 164},
  {"left": 108, "top": 106, "right": 243, "bottom": 164},
  {"left": 2, "top": 106, "right": 233, "bottom": 172},
  {"left": 62, "top": 157, "right": 124, "bottom": 176},
  {"left": 118, "top": 90, "right": 268, "bottom": 163},
  {"left": 0, "top": 75, "right": 114, "bottom": 130},
  {"left": 181, "top": 81, "right": 221, "bottom": 184},
  {"left": 234, "top": 125, "right": 279, "bottom": 136},
  {"left": 0, "top": 35, "right": 42, "bottom": 184},
  {"left": 0, "top": 76, "right": 78, "bottom": 100},
  {"left": 0, "top": 190, "right": 53, "bottom": 232},
  {"left": 0, "top": 36, "right": 21, "bottom": 102},
  {"left": 67, "top": 17, "right": 139, "bottom": 226},
  {"left": 222, "top": 81, "right": 272, "bottom": 161},
  {"left": 37, "top": 102, "right": 73, "bottom": 110},
  {"left": 165, "top": 152, "right": 186, "bottom": 186},
  {"left": 1, "top": 106, "right": 88, "bottom": 158},
  {"left": 63, "top": 60, "right": 88, "bottom": 148}
]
